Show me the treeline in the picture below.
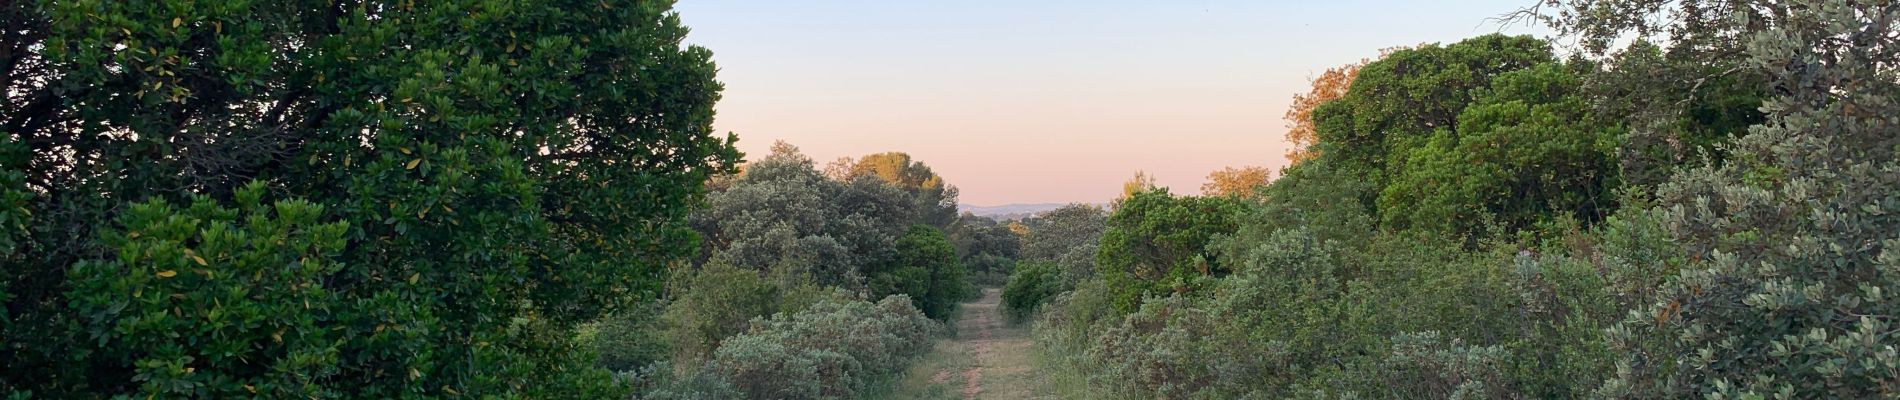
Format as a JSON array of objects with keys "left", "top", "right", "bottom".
[
  {"left": 1006, "top": 1, "right": 1899, "bottom": 398},
  {"left": 589, "top": 142, "right": 1018, "bottom": 398}
]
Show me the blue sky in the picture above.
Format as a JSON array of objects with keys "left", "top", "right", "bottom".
[{"left": 672, "top": 1, "right": 1549, "bottom": 205}]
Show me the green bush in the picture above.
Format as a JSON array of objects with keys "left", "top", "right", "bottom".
[
  {"left": 582, "top": 303, "right": 670, "bottom": 375},
  {"left": 683, "top": 295, "right": 940, "bottom": 400},
  {"left": 875, "top": 225, "right": 969, "bottom": 320},
  {"left": 1095, "top": 190, "right": 1244, "bottom": 313},
  {"left": 1001, "top": 260, "right": 1061, "bottom": 321}
]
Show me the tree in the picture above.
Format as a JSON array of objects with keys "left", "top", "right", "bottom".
[
  {"left": 3, "top": 1, "right": 740, "bottom": 396},
  {"left": 1311, "top": 34, "right": 1554, "bottom": 190},
  {"left": 1118, "top": 170, "right": 1158, "bottom": 203},
  {"left": 877, "top": 225, "right": 968, "bottom": 320},
  {"left": 1378, "top": 62, "right": 1621, "bottom": 238},
  {"left": 948, "top": 214, "right": 1021, "bottom": 285},
  {"left": 1201, "top": 166, "right": 1272, "bottom": 200},
  {"left": 847, "top": 152, "right": 959, "bottom": 227},
  {"left": 1094, "top": 189, "right": 1244, "bottom": 313},
  {"left": 693, "top": 142, "right": 860, "bottom": 288},
  {"left": 1019, "top": 204, "right": 1109, "bottom": 262},
  {"left": 1285, "top": 62, "right": 1362, "bottom": 164}
]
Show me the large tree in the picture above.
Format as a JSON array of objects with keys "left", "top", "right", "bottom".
[
  {"left": 2, "top": 0, "right": 739, "bottom": 397},
  {"left": 845, "top": 152, "right": 959, "bottom": 228}
]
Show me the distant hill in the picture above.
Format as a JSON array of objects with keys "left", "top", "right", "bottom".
[{"left": 959, "top": 203, "right": 1074, "bottom": 221}]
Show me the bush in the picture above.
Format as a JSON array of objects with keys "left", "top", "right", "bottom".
[
  {"left": 583, "top": 302, "right": 670, "bottom": 373},
  {"left": 668, "top": 295, "right": 941, "bottom": 399},
  {"left": 1001, "top": 260, "right": 1062, "bottom": 321},
  {"left": 1095, "top": 190, "right": 1244, "bottom": 313},
  {"left": 875, "top": 225, "right": 969, "bottom": 320}
]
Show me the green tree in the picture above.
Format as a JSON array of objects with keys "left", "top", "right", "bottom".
[
  {"left": 876, "top": 225, "right": 968, "bottom": 320},
  {"left": 1094, "top": 189, "right": 1243, "bottom": 313},
  {"left": 3, "top": 0, "right": 739, "bottom": 396},
  {"left": 1017, "top": 203, "right": 1108, "bottom": 291},
  {"left": 948, "top": 214, "right": 1021, "bottom": 285},
  {"left": 1312, "top": 34, "right": 1553, "bottom": 194},
  {"left": 1379, "top": 62, "right": 1621, "bottom": 238}
]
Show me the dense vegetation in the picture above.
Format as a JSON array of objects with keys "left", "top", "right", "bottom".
[
  {"left": 3, "top": 0, "right": 741, "bottom": 397},
  {"left": 590, "top": 142, "right": 994, "bottom": 397},
  {"left": 1007, "top": 1, "right": 1900, "bottom": 398},
  {"left": 6, "top": 0, "right": 1896, "bottom": 399},
  {"left": 1, "top": 0, "right": 993, "bottom": 398}
]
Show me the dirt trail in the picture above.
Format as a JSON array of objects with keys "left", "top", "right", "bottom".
[
  {"left": 956, "top": 289, "right": 999, "bottom": 398},
  {"left": 884, "top": 288, "right": 1041, "bottom": 399}
]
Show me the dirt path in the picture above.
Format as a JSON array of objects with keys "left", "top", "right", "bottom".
[{"left": 883, "top": 288, "right": 1041, "bottom": 399}]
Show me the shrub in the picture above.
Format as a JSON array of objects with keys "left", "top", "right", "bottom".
[
  {"left": 683, "top": 295, "right": 941, "bottom": 399},
  {"left": 875, "top": 225, "right": 969, "bottom": 320},
  {"left": 1001, "top": 260, "right": 1062, "bottom": 321},
  {"left": 1095, "top": 190, "right": 1244, "bottom": 313}
]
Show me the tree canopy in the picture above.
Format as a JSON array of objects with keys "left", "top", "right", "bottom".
[{"left": 4, "top": 0, "right": 740, "bottom": 397}]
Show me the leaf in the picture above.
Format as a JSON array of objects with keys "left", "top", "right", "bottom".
[
  {"left": 172, "top": 17, "right": 181, "bottom": 28},
  {"left": 400, "top": 147, "right": 412, "bottom": 154},
  {"left": 156, "top": 270, "right": 178, "bottom": 278},
  {"left": 408, "top": 273, "right": 419, "bottom": 284},
  {"left": 406, "top": 159, "right": 421, "bottom": 170}
]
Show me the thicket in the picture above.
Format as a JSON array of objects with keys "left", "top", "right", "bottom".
[
  {"left": 2, "top": 0, "right": 738, "bottom": 397},
  {"left": 590, "top": 142, "right": 1002, "bottom": 397},
  {"left": 633, "top": 294, "right": 939, "bottom": 400},
  {"left": 1010, "top": 1, "right": 1899, "bottom": 398}
]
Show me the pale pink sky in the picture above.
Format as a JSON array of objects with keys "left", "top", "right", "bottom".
[{"left": 674, "top": 1, "right": 1543, "bottom": 205}]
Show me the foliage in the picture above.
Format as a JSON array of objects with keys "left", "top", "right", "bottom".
[
  {"left": 1025, "top": 5, "right": 1900, "bottom": 400},
  {"left": 62, "top": 185, "right": 348, "bottom": 398},
  {"left": 584, "top": 302, "right": 671, "bottom": 374},
  {"left": 878, "top": 225, "right": 969, "bottom": 320},
  {"left": 1311, "top": 34, "right": 1554, "bottom": 191},
  {"left": 681, "top": 295, "right": 940, "bottom": 400},
  {"left": 1001, "top": 260, "right": 1061, "bottom": 321},
  {"left": 1117, "top": 171, "right": 1158, "bottom": 202},
  {"left": 948, "top": 214, "right": 1021, "bottom": 286},
  {"left": 1284, "top": 60, "right": 1363, "bottom": 164},
  {"left": 3, "top": 0, "right": 738, "bottom": 396},
  {"left": 1378, "top": 62, "right": 1622, "bottom": 239},
  {"left": 1575, "top": 1, "right": 1900, "bottom": 397},
  {"left": 1200, "top": 166, "right": 1272, "bottom": 200},
  {"left": 845, "top": 152, "right": 960, "bottom": 228},
  {"left": 653, "top": 261, "right": 823, "bottom": 367},
  {"left": 1018, "top": 204, "right": 1109, "bottom": 264},
  {"left": 1094, "top": 189, "right": 1243, "bottom": 313}
]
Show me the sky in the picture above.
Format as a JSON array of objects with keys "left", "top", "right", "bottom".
[{"left": 672, "top": 1, "right": 1548, "bottom": 206}]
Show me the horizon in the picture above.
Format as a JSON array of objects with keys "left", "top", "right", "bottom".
[{"left": 674, "top": 1, "right": 1547, "bottom": 205}]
